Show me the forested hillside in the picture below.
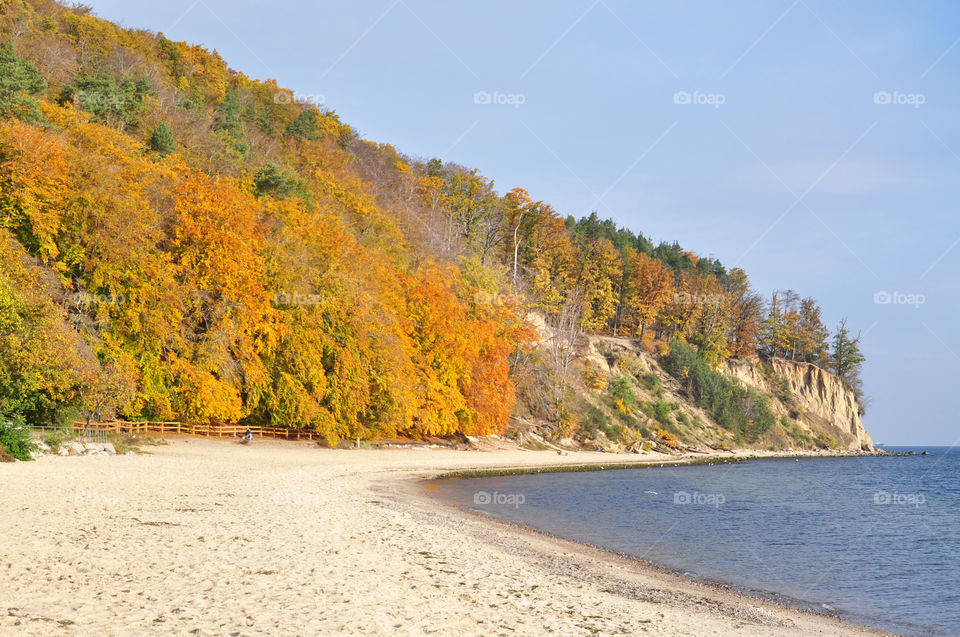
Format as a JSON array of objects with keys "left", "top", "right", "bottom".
[{"left": 0, "top": 0, "right": 866, "bottom": 447}]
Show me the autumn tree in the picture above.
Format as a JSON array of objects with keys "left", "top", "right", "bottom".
[
  {"left": 620, "top": 250, "right": 673, "bottom": 340},
  {"left": 795, "top": 298, "right": 830, "bottom": 365},
  {"left": 576, "top": 237, "right": 621, "bottom": 333},
  {"left": 725, "top": 268, "right": 763, "bottom": 358},
  {"left": 0, "top": 232, "right": 99, "bottom": 426}
]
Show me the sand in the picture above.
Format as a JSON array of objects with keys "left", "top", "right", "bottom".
[{"left": 0, "top": 439, "right": 890, "bottom": 636}]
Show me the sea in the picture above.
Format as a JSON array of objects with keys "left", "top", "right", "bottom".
[{"left": 428, "top": 447, "right": 960, "bottom": 635}]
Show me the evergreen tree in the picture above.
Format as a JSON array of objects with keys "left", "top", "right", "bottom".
[
  {"left": 148, "top": 122, "right": 175, "bottom": 156},
  {"left": 759, "top": 292, "right": 790, "bottom": 357},
  {"left": 0, "top": 43, "right": 47, "bottom": 122},
  {"left": 59, "top": 74, "right": 150, "bottom": 130},
  {"left": 253, "top": 163, "right": 305, "bottom": 200},
  {"left": 214, "top": 87, "right": 242, "bottom": 136},
  {"left": 287, "top": 109, "right": 320, "bottom": 141},
  {"left": 214, "top": 87, "right": 247, "bottom": 153},
  {"left": 832, "top": 318, "right": 865, "bottom": 383}
]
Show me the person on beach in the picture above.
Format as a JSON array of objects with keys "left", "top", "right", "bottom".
[{"left": 243, "top": 428, "right": 253, "bottom": 442}]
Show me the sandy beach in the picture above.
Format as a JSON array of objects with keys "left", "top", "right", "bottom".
[{"left": 0, "top": 439, "right": 890, "bottom": 636}]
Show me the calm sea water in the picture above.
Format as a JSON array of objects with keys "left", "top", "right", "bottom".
[{"left": 428, "top": 448, "right": 960, "bottom": 635}]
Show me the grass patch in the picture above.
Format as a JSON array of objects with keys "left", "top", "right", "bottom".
[
  {"left": 578, "top": 403, "right": 626, "bottom": 442},
  {"left": 639, "top": 372, "right": 663, "bottom": 397},
  {"left": 652, "top": 399, "right": 674, "bottom": 429}
]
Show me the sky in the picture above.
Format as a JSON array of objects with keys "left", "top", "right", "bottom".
[{"left": 84, "top": 0, "right": 960, "bottom": 445}]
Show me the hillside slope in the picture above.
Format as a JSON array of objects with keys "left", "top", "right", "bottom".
[
  {"left": 0, "top": 0, "right": 872, "bottom": 451},
  {"left": 513, "top": 323, "right": 872, "bottom": 453}
]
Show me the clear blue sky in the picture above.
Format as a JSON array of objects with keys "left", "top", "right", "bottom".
[{"left": 86, "top": 0, "right": 960, "bottom": 446}]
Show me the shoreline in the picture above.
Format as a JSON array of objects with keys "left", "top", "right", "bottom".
[
  {"left": 430, "top": 448, "right": 886, "bottom": 479},
  {"left": 382, "top": 446, "right": 897, "bottom": 636},
  {"left": 403, "top": 452, "right": 911, "bottom": 636},
  {"left": 0, "top": 439, "right": 897, "bottom": 635}
]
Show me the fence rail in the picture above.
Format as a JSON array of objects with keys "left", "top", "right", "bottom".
[{"left": 71, "top": 421, "right": 325, "bottom": 441}]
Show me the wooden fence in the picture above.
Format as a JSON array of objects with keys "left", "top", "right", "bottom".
[{"left": 72, "top": 421, "right": 325, "bottom": 441}]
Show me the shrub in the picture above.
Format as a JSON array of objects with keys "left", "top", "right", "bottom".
[
  {"left": 578, "top": 404, "right": 604, "bottom": 438},
  {"left": 619, "top": 352, "right": 645, "bottom": 377},
  {"left": 652, "top": 399, "right": 674, "bottom": 428},
  {"left": 777, "top": 376, "right": 791, "bottom": 396},
  {"left": 602, "top": 422, "right": 625, "bottom": 442},
  {"left": 607, "top": 375, "right": 638, "bottom": 410},
  {"left": 42, "top": 427, "right": 72, "bottom": 450},
  {"left": 654, "top": 425, "right": 682, "bottom": 449},
  {"left": 578, "top": 403, "right": 626, "bottom": 442},
  {"left": 814, "top": 434, "right": 837, "bottom": 449},
  {"left": 661, "top": 339, "right": 776, "bottom": 441},
  {"left": 582, "top": 361, "right": 608, "bottom": 393},
  {"left": 0, "top": 417, "right": 36, "bottom": 461}
]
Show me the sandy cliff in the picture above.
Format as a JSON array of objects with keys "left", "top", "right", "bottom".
[
  {"left": 519, "top": 315, "right": 874, "bottom": 452},
  {"left": 724, "top": 357, "right": 873, "bottom": 451}
]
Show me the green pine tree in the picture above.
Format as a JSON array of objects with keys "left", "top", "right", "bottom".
[
  {"left": 287, "top": 109, "right": 320, "bottom": 141},
  {"left": 832, "top": 318, "right": 865, "bottom": 382},
  {"left": 148, "top": 122, "right": 176, "bottom": 156},
  {"left": 0, "top": 43, "right": 47, "bottom": 122}
]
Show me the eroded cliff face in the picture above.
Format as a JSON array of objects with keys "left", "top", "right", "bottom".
[
  {"left": 517, "top": 319, "right": 874, "bottom": 452},
  {"left": 724, "top": 357, "right": 873, "bottom": 451}
]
